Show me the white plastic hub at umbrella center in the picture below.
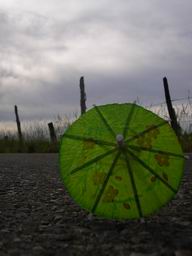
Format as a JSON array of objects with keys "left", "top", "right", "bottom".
[{"left": 116, "top": 134, "right": 124, "bottom": 147}]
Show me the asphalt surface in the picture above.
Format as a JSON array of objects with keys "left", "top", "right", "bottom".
[{"left": 0, "top": 154, "right": 192, "bottom": 256}]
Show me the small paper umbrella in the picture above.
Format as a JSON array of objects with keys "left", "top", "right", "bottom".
[{"left": 59, "top": 103, "right": 185, "bottom": 220}]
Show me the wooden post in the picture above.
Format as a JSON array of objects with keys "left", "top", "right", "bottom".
[
  {"left": 48, "top": 122, "right": 57, "bottom": 143},
  {"left": 79, "top": 76, "right": 87, "bottom": 115},
  {"left": 4, "top": 135, "right": 8, "bottom": 141},
  {"left": 163, "top": 77, "right": 181, "bottom": 137},
  {"left": 14, "top": 105, "right": 23, "bottom": 144}
]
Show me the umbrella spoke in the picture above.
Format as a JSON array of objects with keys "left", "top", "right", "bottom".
[
  {"left": 123, "top": 102, "right": 136, "bottom": 138},
  {"left": 64, "top": 133, "right": 116, "bottom": 147},
  {"left": 125, "top": 120, "right": 168, "bottom": 143},
  {"left": 123, "top": 151, "right": 143, "bottom": 218},
  {"left": 70, "top": 148, "right": 117, "bottom": 175},
  {"left": 94, "top": 105, "right": 116, "bottom": 138},
  {"left": 91, "top": 151, "right": 121, "bottom": 213},
  {"left": 129, "top": 145, "right": 185, "bottom": 159},
  {"left": 127, "top": 149, "right": 177, "bottom": 193}
]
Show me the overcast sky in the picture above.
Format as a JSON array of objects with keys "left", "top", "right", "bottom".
[{"left": 0, "top": 0, "right": 192, "bottom": 122}]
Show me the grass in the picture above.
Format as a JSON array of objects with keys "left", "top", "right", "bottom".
[
  {"left": 0, "top": 136, "right": 57, "bottom": 153},
  {"left": 0, "top": 115, "right": 71, "bottom": 153},
  {"left": 0, "top": 104, "right": 192, "bottom": 153}
]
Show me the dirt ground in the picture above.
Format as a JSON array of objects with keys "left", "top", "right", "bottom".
[{"left": 0, "top": 154, "right": 192, "bottom": 256}]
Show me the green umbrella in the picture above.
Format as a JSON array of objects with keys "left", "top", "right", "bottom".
[{"left": 59, "top": 103, "right": 185, "bottom": 220}]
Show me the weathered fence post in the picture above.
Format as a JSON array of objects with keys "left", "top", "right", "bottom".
[
  {"left": 163, "top": 77, "right": 181, "bottom": 137},
  {"left": 48, "top": 122, "right": 57, "bottom": 143},
  {"left": 14, "top": 105, "right": 23, "bottom": 144},
  {"left": 4, "top": 135, "right": 8, "bottom": 141},
  {"left": 79, "top": 76, "right": 87, "bottom": 115}
]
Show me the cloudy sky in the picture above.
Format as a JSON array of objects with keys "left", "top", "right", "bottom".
[{"left": 0, "top": 0, "right": 192, "bottom": 123}]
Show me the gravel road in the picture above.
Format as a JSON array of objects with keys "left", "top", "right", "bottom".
[{"left": 0, "top": 154, "right": 192, "bottom": 256}]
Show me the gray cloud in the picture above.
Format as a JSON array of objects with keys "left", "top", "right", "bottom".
[{"left": 0, "top": 0, "right": 192, "bottom": 123}]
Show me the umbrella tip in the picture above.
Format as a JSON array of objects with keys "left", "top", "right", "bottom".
[{"left": 116, "top": 134, "right": 124, "bottom": 146}]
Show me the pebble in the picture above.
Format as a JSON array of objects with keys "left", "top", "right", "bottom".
[
  {"left": 33, "top": 245, "right": 44, "bottom": 252},
  {"left": 53, "top": 214, "right": 63, "bottom": 223},
  {"left": 13, "top": 237, "right": 21, "bottom": 243},
  {"left": 180, "top": 221, "right": 191, "bottom": 226}
]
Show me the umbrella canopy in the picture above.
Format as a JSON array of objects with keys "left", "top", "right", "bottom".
[{"left": 59, "top": 103, "right": 184, "bottom": 220}]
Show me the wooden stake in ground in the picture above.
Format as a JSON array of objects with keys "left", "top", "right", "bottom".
[
  {"left": 14, "top": 105, "right": 23, "bottom": 144},
  {"left": 163, "top": 77, "right": 181, "bottom": 137},
  {"left": 48, "top": 122, "right": 57, "bottom": 143},
  {"left": 79, "top": 76, "right": 87, "bottom": 115}
]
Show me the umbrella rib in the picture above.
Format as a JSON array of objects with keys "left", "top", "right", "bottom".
[
  {"left": 123, "top": 102, "right": 137, "bottom": 138},
  {"left": 123, "top": 151, "right": 143, "bottom": 219},
  {"left": 125, "top": 120, "right": 168, "bottom": 143},
  {"left": 70, "top": 148, "right": 117, "bottom": 175},
  {"left": 93, "top": 105, "right": 116, "bottom": 138},
  {"left": 63, "top": 133, "right": 116, "bottom": 147},
  {"left": 127, "top": 148, "right": 177, "bottom": 193},
  {"left": 91, "top": 151, "right": 121, "bottom": 213},
  {"left": 129, "top": 145, "right": 185, "bottom": 159}
]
